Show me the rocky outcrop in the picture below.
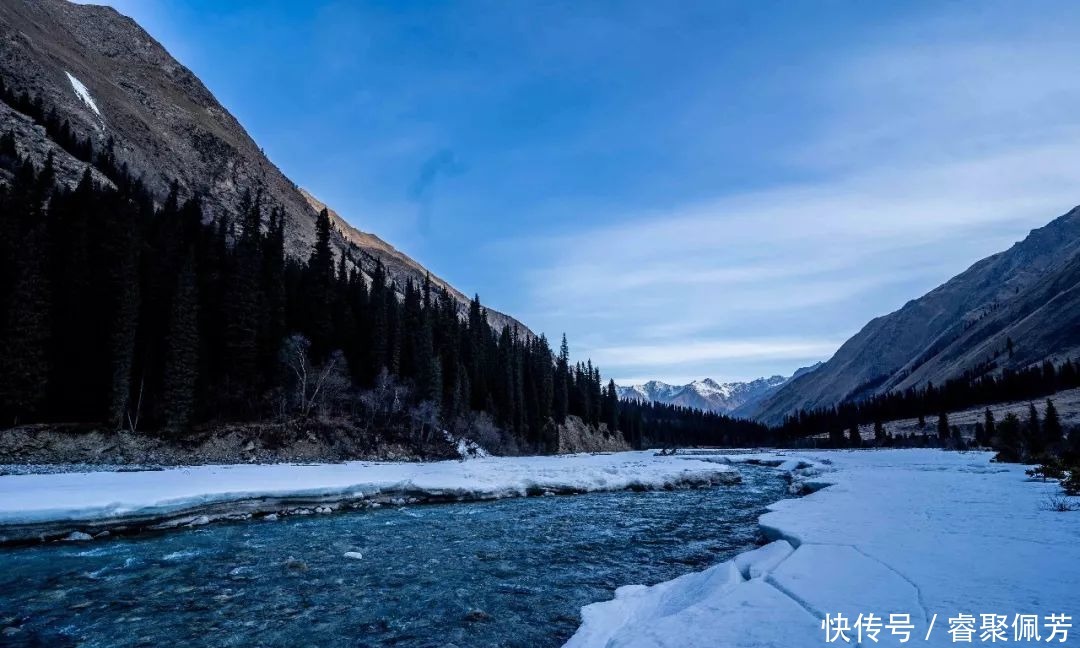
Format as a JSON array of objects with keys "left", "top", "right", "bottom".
[{"left": 555, "top": 416, "right": 631, "bottom": 454}]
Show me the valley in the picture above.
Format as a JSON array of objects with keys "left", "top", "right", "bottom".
[{"left": 1, "top": 2, "right": 1079, "bottom": 648}]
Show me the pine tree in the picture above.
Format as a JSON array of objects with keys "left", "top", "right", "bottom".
[
  {"left": 605, "top": 379, "right": 619, "bottom": 435},
  {"left": 534, "top": 334, "right": 553, "bottom": 425},
  {"left": 1043, "top": 399, "right": 1062, "bottom": 449},
  {"left": 951, "top": 425, "right": 964, "bottom": 450},
  {"left": 1062, "top": 469, "right": 1080, "bottom": 497},
  {"left": 983, "top": 408, "right": 996, "bottom": 446},
  {"left": 554, "top": 334, "right": 569, "bottom": 423},
  {"left": 0, "top": 159, "right": 51, "bottom": 423},
  {"left": 368, "top": 261, "right": 389, "bottom": 379},
  {"left": 873, "top": 419, "right": 886, "bottom": 444},
  {"left": 306, "top": 208, "right": 335, "bottom": 357},
  {"left": 222, "top": 194, "right": 263, "bottom": 411},
  {"left": 1023, "top": 402, "right": 1042, "bottom": 458},
  {"left": 416, "top": 308, "right": 441, "bottom": 407},
  {"left": 259, "top": 208, "right": 287, "bottom": 382},
  {"left": 936, "top": 411, "right": 949, "bottom": 443},
  {"left": 587, "top": 360, "right": 601, "bottom": 427},
  {"left": 103, "top": 194, "right": 141, "bottom": 430},
  {"left": 993, "top": 412, "right": 1023, "bottom": 463},
  {"left": 161, "top": 254, "right": 200, "bottom": 435}
]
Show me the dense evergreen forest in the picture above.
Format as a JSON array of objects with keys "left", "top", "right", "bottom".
[
  {"left": 0, "top": 81, "right": 768, "bottom": 453},
  {"left": 778, "top": 356, "right": 1080, "bottom": 443}
]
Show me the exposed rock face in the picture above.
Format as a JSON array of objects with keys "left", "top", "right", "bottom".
[
  {"left": 555, "top": 416, "right": 630, "bottom": 454},
  {"left": 0, "top": 99, "right": 112, "bottom": 188},
  {"left": 0, "top": 420, "right": 457, "bottom": 466},
  {"left": 751, "top": 206, "right": 1080, "bottom": 424},
  {"left": 0, "top": 0, "right": 529, "bottom": 334}
]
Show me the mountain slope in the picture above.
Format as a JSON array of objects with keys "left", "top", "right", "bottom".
[
  {"left": 0, "top": 0, "right": 528, "bottom": 333},
  {"left": 750, "top": 206, "right": 1080, "bottom": 424},
  {"left": 617, "top": 376, "right": 788, "bottom": 415},
  {"left": 299, "top": 189, "right": 527, "bottom": 333}
]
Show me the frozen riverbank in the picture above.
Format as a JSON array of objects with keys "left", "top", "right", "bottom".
[
  {"left": 565, "top": 449, "right": 1080, "bottom": 648},
  {"left": 0, "top": 451, "right": 739, "bottom": 544}
]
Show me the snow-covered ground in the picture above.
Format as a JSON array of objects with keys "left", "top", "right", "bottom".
[
  {"left": 0, "top": 451, "right": 738, "bottom": 543},
  {"left": 566, "top": 449, "right": 1080, "bottom": 648}
]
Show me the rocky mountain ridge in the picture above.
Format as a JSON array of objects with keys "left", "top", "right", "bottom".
[
  {"left": 749, "top": 206, "right": 1080, "bottom": 424},
  {"left": 617, "top": 375, "right": 789, "bottom": 415},
  {"left": 0, "top": 0, "right": 529, "bottom": 334}
]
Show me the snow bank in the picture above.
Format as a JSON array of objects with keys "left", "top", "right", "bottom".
[
  {"left": 0, "top": 451, "right": 737, "bottom": 543},
  {"left": 566, "top": 449, "right": 1080, "bottom": 648}
]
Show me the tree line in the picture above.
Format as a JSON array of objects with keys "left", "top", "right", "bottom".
[{"left": 777, "top": 356, "right": 1080, "bottom": 442}]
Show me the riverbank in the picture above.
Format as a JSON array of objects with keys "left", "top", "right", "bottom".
[
  {"left": 565, "top": 449, "right": 1080, "bottom": 648},
  {"left": 0, "top": 451, "right": 739, "bottom": 545},
  {"left": 0, "top": 415, "right": 627, "bottom": 467}
]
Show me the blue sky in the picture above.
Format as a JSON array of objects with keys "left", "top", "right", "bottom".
[{"left": 92, "top": 0, "right": 1080, "bottom": 385}]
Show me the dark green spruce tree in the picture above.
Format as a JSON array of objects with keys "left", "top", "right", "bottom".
[
  {"left": 1043, "top": 399, "right": 1062, "bottom": 449},
  {"left": 0, "top": 156, "right": 52, "bottom": 423},
  {"left": 605, "top": 379, "right": 619, "bottom": 435},
  {"left": 554, "top": 334, "right": 570, "bottom": 424},
  {"left": 161, "top": 253, "right": 200, "bottom": 435}
]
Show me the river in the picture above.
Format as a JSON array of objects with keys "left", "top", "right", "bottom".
[{"left": 0, "top": 464, "right": 785, "bottom": 647}]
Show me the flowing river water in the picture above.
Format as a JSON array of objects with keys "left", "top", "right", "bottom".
[{"left": 0, "top": 465, "right": 786, "bottom": 647}]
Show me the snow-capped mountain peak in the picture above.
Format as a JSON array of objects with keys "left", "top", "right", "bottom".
[
  {"left": 688, "top": 378, "right": 732, "bottom": 398},
  {"left": 616, "top": 374, "right": 792, "bottom": 417}
]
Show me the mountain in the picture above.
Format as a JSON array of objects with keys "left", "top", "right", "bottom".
[
  {"left": 749, "top": 206, "right": 1080, "bottom": 424},
  {"left": 617, "top": 375, "right": 789, "bottom": 415},
  {"left": 0, "top": 0, "right": 528, "bottom": 334}
]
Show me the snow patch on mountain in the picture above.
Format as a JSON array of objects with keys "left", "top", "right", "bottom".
[
  {"left": 618, "top": 380, "right": 685, "bottom": 404},
  {"left": 64, "top": 71, "right": 102, "bottom": 119}
]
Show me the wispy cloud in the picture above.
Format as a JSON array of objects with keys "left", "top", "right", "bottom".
[
  {"left": 513, "top": 20, "right": 1080, "bottom": 384},
  {"left": 408, "top": 149, "right": 464, "bottom": 234},
  {"left": 588, "top": 339, "right": 844, "bottom": 369}
]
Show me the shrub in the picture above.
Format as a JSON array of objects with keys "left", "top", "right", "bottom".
[
  {"left": 1062, "top": 468, "right": 1080, "bottom": 497},
  {"left": 1042, "top": 495, "right": 1079, "bottom": 512},
  {"left": 1026, "top": 456, "right": 1065, "bottom": 481}
]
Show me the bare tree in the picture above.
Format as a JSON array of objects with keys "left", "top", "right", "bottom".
[
  {"left": 360, "top": 368, "right": 408, "bottom": 429},
  {"left": 280, "top": 334, "right": 351, "bottom": 419},
  {"left": 126, "top": 376, "right": 145, "bottom": 434}
]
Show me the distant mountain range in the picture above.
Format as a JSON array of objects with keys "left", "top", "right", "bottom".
[
  {"left": 616, "top": 366, "right": 823, "bottom": 416},
  {"left": 748, "top": 205, "right": 1080, "bottom": 425}
]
